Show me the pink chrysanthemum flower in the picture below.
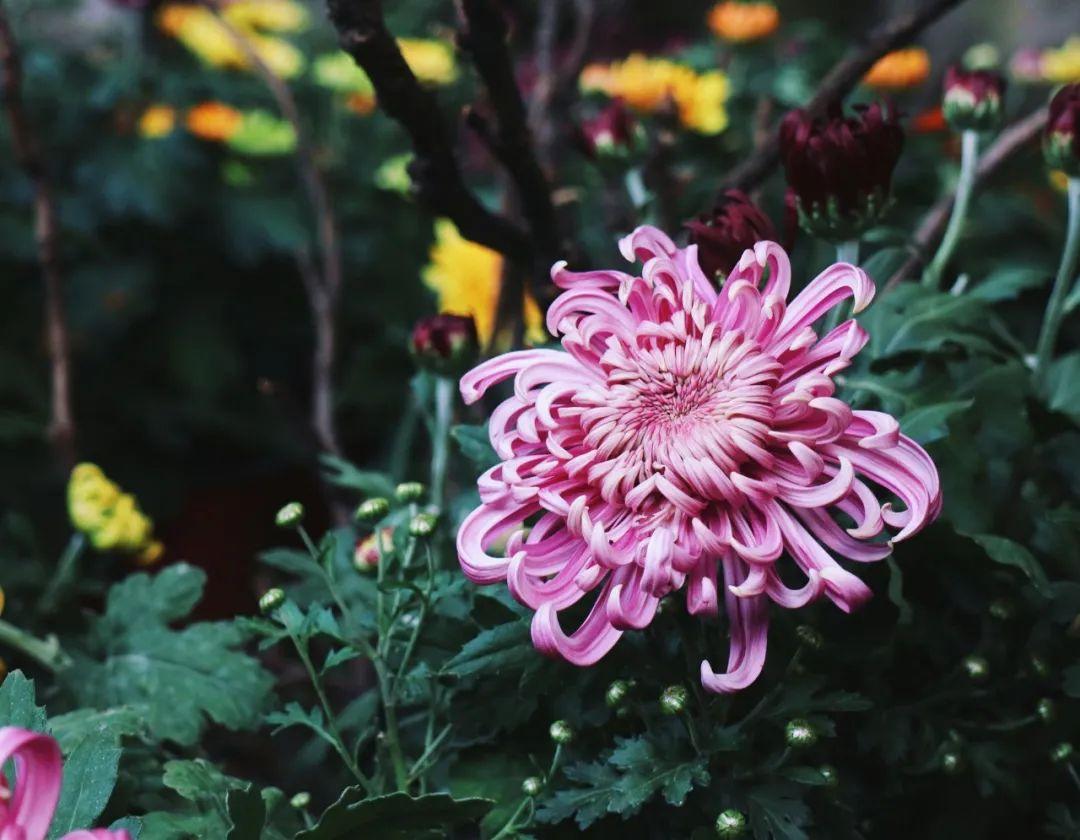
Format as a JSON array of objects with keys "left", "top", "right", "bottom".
[{"left": 457, "top": 227, "right": 941, "bottom": 693}]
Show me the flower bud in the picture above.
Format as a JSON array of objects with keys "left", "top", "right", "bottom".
[
  {"left": 605, "top": 679, "right": 631, "bottom": 708},
  {"left": 1037, "top": 698, "right": 1057, "bottom": 724},
  {"left": 714, "top": 808, "right": 747, "bottom": 837},
  {"left": 785, "top": 718, "right": 818, "bottom": 748},
  {"left": 410, "top": 313, "right": 479, "bottom": 376},
  {"left": 395, "top": 481, "right": 426, "bottom": 504},
  {"left": 779, "top": 102, "right": 903, "bottom": 242},
  {"left": 274, "top": 501, "right": 305, "bottom": 529},
  {"left": 942, "top": 66, "right": 1006, "bottom": 131},
  {"left": 818, "top": 765, "right": 838, "bottom": 787},
  {"left": 549, "top": 720, "right": 574, "bottom": 744},
  {"left": 988, "top": 598, "right": 1014, "bottom": 620},
  {"left": 941, "top": 751, "right": 964, "bottom": 774},
  {"left": 1045, "top": 84, "right": 1080, "bottom": 177},
  {"left": 685, "top": 190, "right": 778, "bottom": 282},
  {"left": 659, "top": 685, "right": 688, "bottom": 715},
  {"left": 409, "top": 512, "right": 439, "bottom": 538},
  {"left": 259, "top": 588, "right": 285, "bottom": 614},
  {"left": 1030, "top": 653, "right": 1051, "bottom": 677},
  {"left": 290, "top": 791, "right": 311, "bottom": 809},
  {"left": 354, "top": 497, "right": 390, "bottom": 524},
  {"left": 353, "top": 527, "right": 392, "bottom": 573},
  {"left": 521, "top": 776, "right": 544, "bottom": 797},
  {"left": 795, "top": 624, "right": 823, "bottom": 650},
  {"left": 962, "top": 655, "right": 989, "bottom": 682},
  {"left": 1051, "top": 741, "right": 1074, "bottom": 763},
  {"left": 577, "top": 99, "right": 642, "bottom": 160}
]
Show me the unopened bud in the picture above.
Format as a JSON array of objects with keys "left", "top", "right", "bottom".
[
  {"left": 522, "top": 776, "right": 543, "bottom": 797},
  {"left": 259, "top": 588, "right": 285, "bottom": 614},
  {"left": 1051, "top": 742, "right": 1074, "bottom": 764},
  {"left": 549, "top": 720, "right": 574, "bottom": 744},
  {"left": 1037, "top": 698, "right": 1057, "bottom": 724},
  {"left": 290, "top": 791, "right": 311, "bottom": 809},
  {"left": 605, "top": 679, "right": 631, "bottom": 708},
  {"left": 785, "top": 718, "right": 818, "bottom": 748},
  {"left": 962, "top": 655, "right": 989, "bottom": 682},
  {"left": 715, "top": 808, "right": 747, "bottom": 837},
  {"left": 941, "top": 751, "right": 964, "bottom": 774},
  {"left": 354, "top": 497, "right": 390, "bottom": 524},
  {"left": 659, "top": 685, "right": 688, "bottom": 715},
  {"left": 409, "top": 512, "right": 438, "bottom": 538},
  {"left": 274, "top": 501, "right": 304, "bottom": 529},
  {"left": 395, "top": 481, "right": 426, "bottom": 504}
]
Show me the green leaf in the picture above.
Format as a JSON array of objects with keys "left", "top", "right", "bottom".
[
  {"left": 296, "top": 789, "right": 493, "bottom": 839},
  {"left": 226, "top": 786, "right": 266, "bottom": 840},
  {"left": 898, "top": 399, "right": 973, "bottom": 444},
  {"left": 1046, "top": 353, "right": 1080, "bottom": 421},
  {"left": 47, "top": 736, "right": 122, "bottom": 839},
  {"left": 963, "top": 532, "right": 1051, "bottom": 595},
  {"left": 0, "top": 670, "right": 47, "bottom": 731},
  {"left": 747, "top": 782, "right": 811, "bottom": 840},
  {"left": 319, "top": 454, "right": 395, "bottom": 497},
  {"left": 968, "top": 266, "right": 1047, "bottom": 302},
  {"left": 451, "top": 424, "right": 498, "bottom": 471},
  {"left": 441, "top": 621, "right": 532, "bottom": 678},
  {"left": 64, "top": 563, "right": 273, "bottom": 745}
]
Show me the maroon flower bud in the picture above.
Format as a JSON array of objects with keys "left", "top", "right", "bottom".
[
  {"left": 779, "top": 102, "right": 904, "bottom": 241},
  {"left": 685, "top": 190, "right": 778, "bottom": 281},
  {"left": 577, "top": 99, "right": 641, "bottom": 160},
  {"left": 410, "top": 313, "right": 478, "bottom": 376},
  {"left": 942, "top": 66, "right": 1006, "bottom": 131},
  {"left": 1045, "top": 84, "right": 1080, "bottom": 177}
]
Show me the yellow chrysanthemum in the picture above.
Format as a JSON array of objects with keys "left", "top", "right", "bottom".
[
  {"left": 138, "top": 105, "right": 177, "bottom": 139},
  {"left": 863, "top": 48, "right": 931, "bottom": 90},
  {"left": 707, "top": 2, "right": 780, "bottom": 43},
  {"left": 1042, "top": 36, "right": 1080, "bottom": 84},
  {"left": 67, "top": 463, "right": 162, "bottom": 562},
  {"left": 398, "top": 38, "right": 458, "bottom": 85},
  {"left": 423, "top": 220, "right": 546, "bottom": 347},
  {"left": 157, "top": 1, "right": 306, "bottom": 79},
  {"left": 580, "top": 54, "right": 730, "bottom": 135},
  {"left": 186, "top": 101, "right": 243, "bottom": 141}
]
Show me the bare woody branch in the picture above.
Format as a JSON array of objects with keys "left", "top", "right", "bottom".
[
  {"left": 883, "top": 106, "right": 1048, "bottom": 292},
  {"left": 326, "top": 0, "right": 532, "bottom": 263},
  {"left": 0, "top": 2, "right": 75, "bottom": 468},
  {"left": 719, "top": 0, "right": 969, "bottom": 195},
  {"left": 207, "top": 4, "right": 346, "bottom": 465},
  {"left": 456, "top": 0, "right": 561, "bottom": 265}
]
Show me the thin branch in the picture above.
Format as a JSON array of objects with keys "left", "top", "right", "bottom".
[
  {"left": 207, "top": 3, "right": 345, "bottom": 462},
  {"left": 0, "top": 2, "right": 75, "bottom": 468},
  {"left": 883, "top": 107, "right": 1047, "bottom": 292},
  {"left": 718, "top": 0, "right": 969, "bottom": 195},
  {"left": 325, "top": 0, "right": 531, "bottom": 262},
  {"left": 456, "top": 0, "right": 561, "bottom": 265}
]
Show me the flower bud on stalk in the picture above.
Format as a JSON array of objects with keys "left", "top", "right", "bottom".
[
  {"left": 1037, "top": 698, "right": 1057, "bottom": 724},
  {"left": 1051, "top": 742, "right": 1074, "bottom": 763},
  {"left": 290, "top": 791, "right": 311, "bottom": 809},
  {"left": 785, "top": 718, "right": 818, "bottom": 748},
  {"left": 715, "top": 808, "right": 748, "bottom": 837},
  {"left": 577, "top": 99, "right": 642, "bottom": 161},
  {"left": 942, "top": 67, "right": 1006, "bottom": 132},
  {"left": 395, "top": 481, "right": 426, "bottom": 504},
  {"left": 779, "top": 102, "right": 903, "bottom": 242},
  {"left": 354, "top": 497, "right": 390, "bottom": 524},
  {"left": 410, "top": 314, "right": 479, "bottom": 377},
  {"left": 409, "top": 512, "right": 439, "bottom": 538},
  {"left": 274, "top": 501, "right": 305, "bottom": 529},
  {"left": 659, "top": 685, "right": 688, "bottom": 715},
  {"left": 685, "top": 190, "right": 778, "bottom": 282},
  {"left": 521, "top": 776, "right": 544, "bottom": 797},
  {"left": 259, "top": 588, "right": 285, "bottom": 614},
  {"left": 549, "top": 720, "right": 574, "bottom": 744},
  {"left": 353, "top": 527, "right": 392, "bottom": 573},
  {"left": 962, "top": 655, "right": 989, "bottom": 682},
  {"left": 605, "top": 679, "right": 631, "bottom": 708},
  {"left": 1045, "top": 84, "right": 1080, "bottom": 177}
]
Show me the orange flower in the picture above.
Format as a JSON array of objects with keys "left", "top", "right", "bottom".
[
  {"left": 707, "top": 2, "right": 779, "bottom": 43},
  {"left": 912, "top": 105, "right": 946, "bottom": 133},
  {"left": 863, "top": 48, "right": 931, "bottom": 90},
  {"left": 185, "top": 101, "right": 242, "bottom": 141}
]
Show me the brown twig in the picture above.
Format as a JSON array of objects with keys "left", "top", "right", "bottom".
[
  {"left": 718, "top": 0, "right": 968, "bottom": 196},
  {"left": 883, "top": 107, "right": 1047, "bottom": 293},
  {"left": 208, "top": 4, "right": 345, "bottom": 462},
  {"left": 0, "top": 3, "right": 75, "bottom": 468},
  {"left": 457, "top": 0, "right": 561, "bottom": 266},
  {"left": 326, "top": 0, "right": 531, "bottom": 263}
]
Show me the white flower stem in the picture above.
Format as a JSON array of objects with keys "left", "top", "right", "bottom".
[
  {"left": 924, "top": 129, "right": 979, "bottom": 289},
  {"left": 1036, "top": 177, "right": 1080, "bottom": 380},
  {"left": 430, "top": 376, "right": 456, "bottom": 511}
]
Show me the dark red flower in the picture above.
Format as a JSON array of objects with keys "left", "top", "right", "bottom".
[
  {"left": 685, "top": 190, "right": 778, "bottom": 280},
  {"left": 1045, "top": 84, "right": 1080, "bottom": 176},
  {"left": 779, "top": 102, "right": 904, "bottom": 241},
  {"left": 942, "top": 66, "right": 1006, "bottom": 131},
  {"left": 577, "top": 99, "right": 640, "bottom": 159},
  {"left": 410, "top": 314, "right": 479, "bottom": 376}
]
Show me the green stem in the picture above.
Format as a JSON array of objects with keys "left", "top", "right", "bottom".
[
  {"left": 1035, "top": 177, "right": 1080, "bottom": 381},
  {"left": 430, "top": 376, "right": 455, "bottom": 511},
  {"left": 924, "top": 129, "right": 979, "bottom": 289},
  {"left": 0, "top": 618, "right": 70, "bottom": 671},
  {"left": 290, "top": 633, "right": 371, "bottom": 792},
  {"left": 393, "top": 543, "right": 434, "bottom": 690},
  {"left": 37, "top": 533, "right": 86, "bottom": 615},
  {"left": 823, "top": 239, "right": 860, "bottom": 333}
]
